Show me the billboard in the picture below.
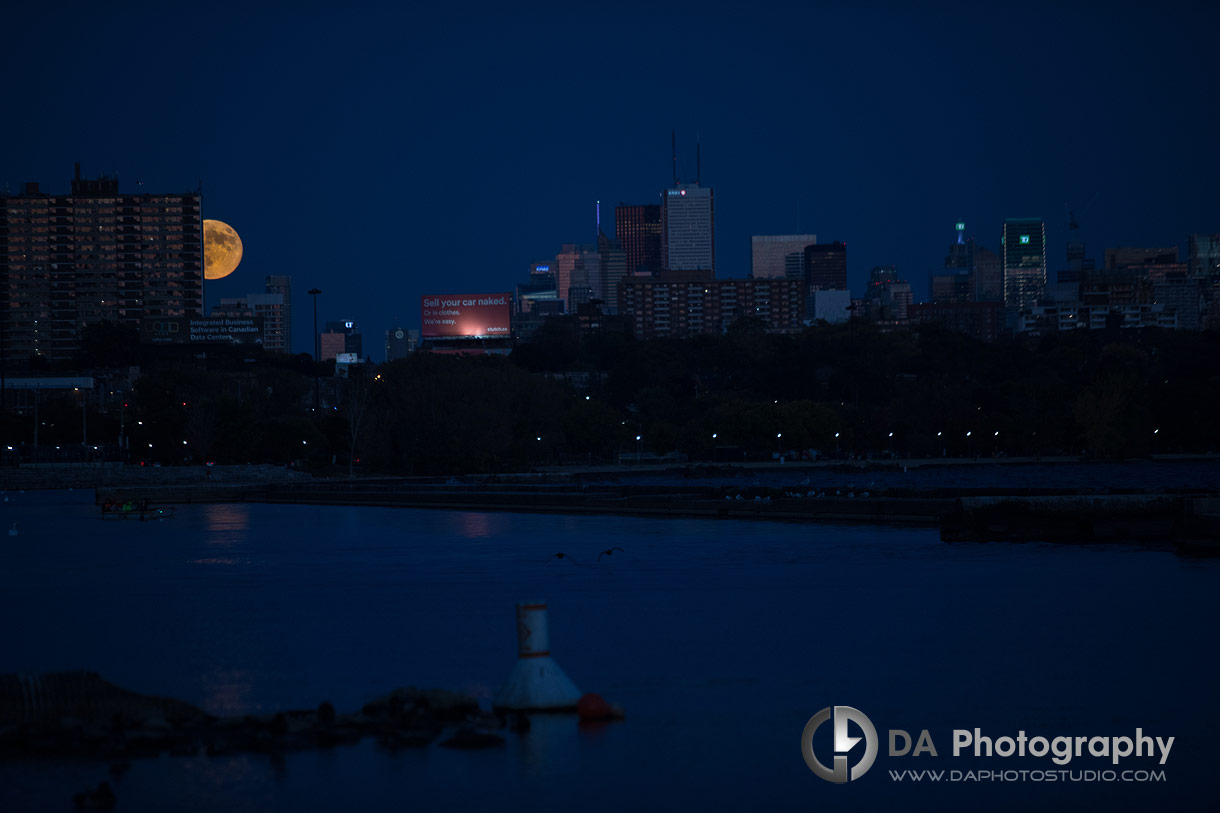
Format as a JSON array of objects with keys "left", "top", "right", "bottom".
[
  {"left": 421, "top": 293, "right": 512, "bottom": 339},
  {"left": 143, "top": 317, "right": 264, "bottom": 345}
]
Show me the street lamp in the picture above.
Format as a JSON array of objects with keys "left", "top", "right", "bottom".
[
  {"left": 635, "top": 434, "right": 642, "bottom": 464},
  {"left": 834, "top": 431, "right": 840, "bottom": 456},
  {"left": 776, "top": 432, "right": 783, "bottom": 459}
]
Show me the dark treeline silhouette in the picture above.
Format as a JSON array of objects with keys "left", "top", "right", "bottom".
[{"left": 9, "top": 319, "right": 1218, "bottom": 474}]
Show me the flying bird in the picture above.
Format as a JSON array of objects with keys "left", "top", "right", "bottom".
[
  {"left": 546, "top": 552, "right": 575, "bottom": 563},
  {"left": 597, "top": 547, "right": 625, "bottom": 562}
]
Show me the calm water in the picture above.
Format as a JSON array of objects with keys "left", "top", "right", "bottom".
[{"left": 0, "top": 490, "right": 1215, "bottom": 811}]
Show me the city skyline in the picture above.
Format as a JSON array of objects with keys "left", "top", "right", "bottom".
[{"left": 2, "top": 3, "right": 1217, "bottom": 354}]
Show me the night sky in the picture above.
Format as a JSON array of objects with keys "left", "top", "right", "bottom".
[{"left": 3, "top": 1, "right": 1217, "bottom": 356}]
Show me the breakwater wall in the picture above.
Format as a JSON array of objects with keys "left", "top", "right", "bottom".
[{"left": 90, "top": 478, "right": 1220, "bottom": 544}]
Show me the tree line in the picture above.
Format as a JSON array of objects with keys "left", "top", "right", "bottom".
[{"left": 6, "top": 319, "right": 1218, "bottom": 473}]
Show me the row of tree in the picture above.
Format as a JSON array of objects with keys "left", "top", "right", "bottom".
[{"left": 6, "top": 319, "right": 1219, "bottom": 473}]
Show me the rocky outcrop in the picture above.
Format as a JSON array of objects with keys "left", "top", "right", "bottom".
[{"left": 0, "top": 673, "right": 492, "bottom": 761}]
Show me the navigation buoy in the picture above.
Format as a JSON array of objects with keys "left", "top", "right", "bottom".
[{"left": 493, "top": 602, "right": 581, "bottom": 711}]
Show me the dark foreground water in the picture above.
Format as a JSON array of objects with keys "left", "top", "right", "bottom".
[{"left": 0, "top": 490, "right": 1216, "bottom": 811}]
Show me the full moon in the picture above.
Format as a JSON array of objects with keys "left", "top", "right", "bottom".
[{"left": 203, "top": 219, "right": 243, "bottom": 280}]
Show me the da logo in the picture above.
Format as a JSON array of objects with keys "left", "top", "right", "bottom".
[{"left": 801, "top": 706, "right": 879, "bottom": 783}]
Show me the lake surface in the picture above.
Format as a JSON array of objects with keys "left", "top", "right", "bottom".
[{"left": 0, "top": 490, "right": 1215, "bottom": 811}]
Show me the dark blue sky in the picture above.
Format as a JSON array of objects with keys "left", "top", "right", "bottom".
[{"left": 4, "top": 1, "right": 1217, "bottom": 355}]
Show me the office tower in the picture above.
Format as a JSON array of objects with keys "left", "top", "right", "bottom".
[
  {"left": 1002, "top": 218, "right": 1046, "bottom": 309},
  {"left": 945, "top": 220, "right": 972, "bottom": 270},
  {"left": 803, "top": 242, "right": 848, "bottom": 297},
  {"left": 556, "top": 243, "right": 600, "bottom": 310},
  {"left": 809, "top": 289, "right": 852, "bottom": 324},
  {"left": 0, "top": 164, "right": 202, "bottom": 367},
  {"left": 933, "top": 224, "right": 974, "bottom": 304},
  {"left": 385, "top": 327, "right": 417, "bottom": 361},
  {"left": 1187, "top": 234, "right": 1220, "bottom": 279},
  {"left": 554, "top": 243, "right": 599, "bottom": 311},
  {"left": 615, "top": 204, "right": 663, "bottom": 275},
  {"left": 751, "top": 235, "right": 817, "bottom": 279},
  {"left": 597, "top": 230, "right": 627, "bottom": 308},
  {"left": 320, "top": 319, "right": 361, "bottom": 360},
  {"left": 210, "top": 293, "right": 288, "bottom": 352},
  {"left": 868, "top": 265, "right": 899, "bottom": 291},
  {"left": 929, "top": 272, "right": 971, "bottom": 303},
  {"left": 971, "top": 246, "right": 1003, "bottom": 302},
  {"left": 1104, "top": 247, "right": 1178, "bottom": 270},
  {"left": 661, "top": 182, "right": 715, "bottom": 274},
  {"left": 265, "top": 275, "right": 292, "bottom": 352},
  {"left": 209, "top": 276, "right": 291, "bottom": 354},
  {"left": 516, "top": 262, "right": 560, "bottom": 316}
]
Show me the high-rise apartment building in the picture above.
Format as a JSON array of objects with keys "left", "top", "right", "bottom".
[
  {"left": 1002, "top": 218, "right": 1046, "bottom": 310},
  {"left": 615, "top": 204, "right": 663, "bottom": 275},
  {"left": 751, "top": 235, "right": 816, "bottom": 279},
  {"left": 265, "top": 275, "right": 292, "bottom": 352},
  {"left": 661, "top": 182, "right": 715, "bottom": 274},
  {"left": 0, "top": 164, "right": 202, "bottom": 366},
  {"left": 618, "top": 277, "right": 804, "bottom": 339}
]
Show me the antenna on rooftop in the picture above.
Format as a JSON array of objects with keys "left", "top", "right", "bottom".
[{"left": 671, "top": 129, "right": 677, "bottom": 186}]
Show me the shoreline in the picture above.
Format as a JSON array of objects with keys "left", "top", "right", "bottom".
[{"left": 82, "top": 473, "right": 1220, "bottom": 547}]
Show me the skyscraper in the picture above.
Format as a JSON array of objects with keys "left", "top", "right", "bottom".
[
  {"left": 385, "top": 327, "right": 416, "bottom": 361},
  {"left": 933, "top": 221, "right": 973, "bottom": 303},
  {"left": 320, "top": 319, "right": 361, "bottom": 360},
  {"left": 615, "top": 204, "right": 663, "bottom": 275},
  {"left": 0, "top": 164, "right": 203, "bottom": 366},
  {"left": 803, "top": 242, "right": 848, "bottom": 291},
  {"left": 265, "top": 275, "right": 292, "bottom": 352},
  {"left": 661, "top": 182, "right": 715, "bottom": 274},
  {"left": 597, "top": 230, "right": 627, "bottom": 307},
  {"left": 1002, "top": 218, "right": 1046, "bottom": 310},
  {"left": 1187, "top": 234, "right": 1220, "bottom": 279},
  {"left": 555, "top": 243, "right": 600, "bottom": 310},
  {"left": 751, "top": 235, "right": 817, "bottom": 279},
  {"left": 971, "top": 246, "right": 1003, "bottom": 302}
]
